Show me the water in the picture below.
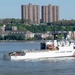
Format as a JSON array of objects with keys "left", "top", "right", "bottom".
[{"left": 0, "top": 41, "right": 75, "bottom": 75}]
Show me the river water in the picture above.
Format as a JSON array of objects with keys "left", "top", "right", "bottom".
[{"left": 0, "top": 41, "right": 75, "bottom": 75}]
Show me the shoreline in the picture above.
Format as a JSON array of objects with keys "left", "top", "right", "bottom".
[{"left": 0, "top": 40, "right": 41, "bottom": 42}]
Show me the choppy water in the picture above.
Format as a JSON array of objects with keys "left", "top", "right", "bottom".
[{"left": 0, "top": 41, "right": 75, "bottom": 75}]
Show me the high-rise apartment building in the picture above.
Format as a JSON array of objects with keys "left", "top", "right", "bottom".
[
  {"left": 52, "top": 6, "right": 56, "bottom": 22},
  {"left": 56, "top": 6, "right": 59, "bottom": 21},
  {"left": 48, "top": 4, "right": 52, "bottom": 22},
  {"left": 21, "top": 3, "right": 59, "bottom": 24},
  {"left": 21, "top": 3, "right": 40, "bottom": 24},
  {"left": 41, "top": 6, "right": 45, "bottom": 23},
  {"left": 41, "top": 4, "right": 59, "bottom": 23}
]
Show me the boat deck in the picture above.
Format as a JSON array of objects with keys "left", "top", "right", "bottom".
[{"left": 23, "top": 49, "right": 52, "bottom": 53}]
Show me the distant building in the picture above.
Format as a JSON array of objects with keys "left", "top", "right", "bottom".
[
  {"left": 5, "top": 26, "right": 17, "bottom": 31},
  {"left": 41, "top": 4, "right": 59, "bottom": 23},
  {"left": 0, "top": 31, "right": 10, "bottom": 38},
  {"left": 68, "top": 31, "right": 75, "bottom": 39},
  {"left": 9, "top": 30, "right": 34, "bottom": 39},
  {"left": 0, "top": 19, "right": 3, "bottom": 24},
  {"left": 0, "top": 25, "right": 6, "bottom": 32},
  {"left": 25, "top": 31, "right": 34, "bottom": 39},
  {"left": 12, "top": 26, "right": 17, "bottom": 31},
  {"left": 56, "top": 6, "right": 59, "bottom": 21},
  {"left": 52, "top": 6, "right": 59, "bottom": 22},
  {"left": 21, "top": 3, "right": 59, "bottom": 24},
  {"left": 21, "top": 3, "right": 40, "bottom": 24}
]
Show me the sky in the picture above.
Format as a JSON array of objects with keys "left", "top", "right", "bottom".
[{"left": 0, "top": 0, "right": 75, "bottom": 20}]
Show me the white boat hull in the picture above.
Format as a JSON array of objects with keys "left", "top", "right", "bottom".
[{"left": 4, "top": 49, "right": 75, "bottom": 60}]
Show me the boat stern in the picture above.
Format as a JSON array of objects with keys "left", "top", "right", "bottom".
[{"left": 3, "top": 54, "right": 11, "bottom": 60}]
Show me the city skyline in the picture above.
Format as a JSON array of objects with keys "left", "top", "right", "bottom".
[
  {"left": 21, "top": 3, "right": 59, "bottom": 24},
  {"left": 0, "top": 0, "right": 75, "bottom": 20}
]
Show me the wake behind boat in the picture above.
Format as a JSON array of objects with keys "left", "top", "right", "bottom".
[{"left": 3, "top": 39, "right": 75, "bottom": 60}]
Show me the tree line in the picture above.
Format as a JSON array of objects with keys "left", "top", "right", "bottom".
[
  {"left": 0, "top": 18, "right": 75, "bottom": 25},
  {"left": 17, "top": 24, "right": 74, "bottom": 33},
  {"left": 0, "top": 35, "right": 25, "bottom": 40},
  {"left": 0, "top": 18, "right": 75, "bottom": 32}
]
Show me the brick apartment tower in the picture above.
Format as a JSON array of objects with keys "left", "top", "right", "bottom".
[
  {"left": 21, "top": 3, "right": 40, "bottom": 24},
  {"left": 52, "top": 6, "right": 56, "bottom": 22},
  {"left": 56, "top": 6, "right": 59, "bottom": 21},
  {"left": 48, "top": 4, "right": 52, "bottom": 22},
  {"left": 41, "top": 4, "right": 59, "bottom": 23}
]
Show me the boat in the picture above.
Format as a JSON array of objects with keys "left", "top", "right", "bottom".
[{"left": 3, "top": 38, "right": 75, "bottom": 60}]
